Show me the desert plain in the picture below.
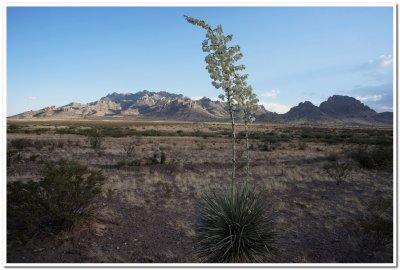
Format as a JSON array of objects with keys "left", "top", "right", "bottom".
[{"left": 6, "top": 119, "right": 393, "bottom": 263}]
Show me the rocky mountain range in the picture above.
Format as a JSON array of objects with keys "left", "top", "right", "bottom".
[{"left": 9, "top": 90, "right": 392, "bottom": 125}]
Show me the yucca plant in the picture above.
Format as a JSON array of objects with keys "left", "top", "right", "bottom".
[
  {"left": 235, "top": 76, "right": 259, "bottom": 184},
  {"left": 186, "top": 16, "right": 277, "bottom": 263},
  {"left": 185, "top": 15, "right": 245, "bottom": 196},
  {"left": 195, "top": 186, "right": 277, "bottom": 263}
]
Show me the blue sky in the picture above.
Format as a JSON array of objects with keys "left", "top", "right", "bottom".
[{"left": 7, "top": 6, "right": 393, "bottom": 116}]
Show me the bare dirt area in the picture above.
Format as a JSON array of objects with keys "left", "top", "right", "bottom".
[{"left": 6, "top": 120, "right": 393, "bottom": 263}]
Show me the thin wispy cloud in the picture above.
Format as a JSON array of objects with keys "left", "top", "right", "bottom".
[
  {"left": 261, "top": 89, "right": 280, "bottom": 98},
  {"left": 346, "top": 82, "right": 393, "bottom": 112},
  {"left": 356, "top": 95, "right": 383, "bottom": 102},
  {"left": 368, "top": 54, "right": 393, "bottom": 68},
  {"left": 357, "top": 54, "right": 393, "bottom": 71},
  {"left": 259, "top": 101, "right": 290, "bottom": 114},
  {"left": 353, "top": 54, "right": 393, "bottom": 83}
]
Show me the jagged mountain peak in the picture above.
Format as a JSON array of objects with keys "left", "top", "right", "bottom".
[
  {"left": 319, "top": 95, "right": 376, "bottom": 118},
  {"left": 283, "top": 100, "right": 328, "bottom": 122},
  {"left": 8, "top": 92, "right": 392, "bottom": 125},
  {"left": 101, "top": 90, "right": 185, "bottom": 103},
  {"left": 298, "top": 101, "right": 317, "bottom": 107}
]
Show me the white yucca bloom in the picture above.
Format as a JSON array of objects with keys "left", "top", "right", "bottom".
[
  {"left": 212, "top": 81, "right": 222, "bottom": 89},
  {"left": 234, "top": 53, "right": 243, "bottom": 61}
]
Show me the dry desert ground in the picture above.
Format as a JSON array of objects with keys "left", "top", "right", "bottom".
[{"left": 6, "top": 119, "right": 393, "bottom": 263}]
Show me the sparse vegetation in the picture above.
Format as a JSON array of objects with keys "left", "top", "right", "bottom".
[
  {"left": 160, "top": 152, "right": 167, "bottom": 164},
  {"left": 298, "top": 141, "right": 307, "bottom": 150},
  {"left": 6, "top": 119, "right": 393, "bottom": 263},
  {"left": 10, "top": 138, "right": 33, "bottom": 150},
  {"left": 350, "top": 145, "right": 392, "bottom": 169},
  {"left": 197, "top": 141, "right": 205, "bottom": 150},
  {"left": 87, "top": 128, "right": 103, "bottom": 150},
  {"left": 323, "top": 161, "right": 354, "bottom": 185},
  {"left": 116, "top": 159, "right": 130, "bottom": 168},
  {"left": 8, "top": 123, "right": 20, "bottom": 131},
  {"left": 123, "top": 141, "right": 136, "bottom": 157},
  {"left": 343, "top": 198, "right": 393, "bottom": 262},
  {"left": 7, "top": 160, "right": 105, "bottom": 242}
]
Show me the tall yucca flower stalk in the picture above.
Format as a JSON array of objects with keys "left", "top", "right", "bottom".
[
  {"left": 185, "top": 15, "right": 245, "bottom": 196},
  {"left": 234, "top": 74, "right": 259, "bottom": 184},
  {"left": 186, "top": 16, "right": 277, "bottom": 263}
]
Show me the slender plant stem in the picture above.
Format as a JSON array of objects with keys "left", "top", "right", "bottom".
[
  {"left": 227, "top": 94, "right": 236, "bottom": 199},
  {"left": 244, "top": 114, "right": 250, "bottom": 186}
]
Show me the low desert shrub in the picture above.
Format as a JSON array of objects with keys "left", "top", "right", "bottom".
[
  {"left": 34, "top": 140, "right": 46, "bottom": 150},
  {"left": 323, "top": 161, "right": 353, "bottom": 185},
  {"left": 193, "top": 130, "right": 210, "bottom": 138},
  {"left": 57, "top": 140, "right": 65, "bottom": 148},
  {"left": 370, "top": 146, "right": 392, "bottom": 167},
  {"left": 8, "top": 124, "right": 20, "bottom": 131},
  {"left": 197, "top": 141, "right": 206, "bottom": 150},
  {"left": 160, "top": 152, "right": 167, "bottom": 164},
  {"left": 259, "top": 142, "right": 275, "bottom": 152},
  {"left": 7, "top": 149, "right": 19, "bottom": 168},
  {"left": 358, "top": 199, "right": 392, "bottom": 244},
  {"left": 10, "top": 138, "right": 33, "bottom": 150},
  {"left": 350, "top": 146, "right": 374, "bottom": 169},
  {"left": 194, "top": 187, "right": 277, "bottom": 263},
  {"left": 343, "top": 198, "right": 393, "bottom": 262},
  {"left": 123, "top": 142, "right": 136, "bottom": 157},
  {"left": 116, "top": 159, "right": 129, "bottom": 168},
  {"left": 326, "top": 152, "right": 339, "bottom": 162},
  {"left": 33, "top": 128, "right": 51, "bottom": 135},
  {"left": 156, "top": 181, "right": 173, "bottom": 197},
  {"left": 87, "top": 129, "right": 103, "bottom": 150},
  {"left": 350, "top": 145, "right": 392, "bottom": 169},
  {"left": 298, "top": 141, "right": 307, "bottom": 150},
  {"left": 7, "top": 160, "right": 105, "bottom": 242}
]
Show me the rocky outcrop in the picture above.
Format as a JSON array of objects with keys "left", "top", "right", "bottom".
[{"left": 9, "top": 91, "right": 393, "bottom": 125}]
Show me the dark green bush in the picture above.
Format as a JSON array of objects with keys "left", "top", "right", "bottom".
[
  {"left": 7, "top": 160, "right": 105, "bottom": 241},
  {"left": 160, "top": 152, "right": 167, "bottom": 164},
  {"left": 34, "top": 140, "right": 46, "bottom": 150},
  {"left": 33, "top": 128, "right": 51, "bottom": 135},
  {"left": 359, "top": 199, "right": 392, "bottom": 241},
  {"left": 123, "top": 142, "right": 136, "bottom": 157},
  {"left": 370, "top": 146, "right": 392, "bottom": 167},
  {"left": 323, "top": 161, "right": 353, "bottom": 185},
  {"left": 55, "top": 127, "right": 81, "bottom": 135},
  {"left": 195, "top": 187, "right": 277, "bottom": 263},
  {"left": 8, "top": 124, "right": 20, "bottom": 131},
  {"left": 259, "top": 142, "right": 275, "bottom": 152},
  {"left": 350, "top": 145, "right": 392, "bottom": 169},
  {"left": 343, "top": 198, "right": 393, "bottom": 262},
  {"left": 87, "top": 129, "right": 103, "bottom": 150},
  {"left": 116, "top": 159, "right": 130, "bottom": 168},
  {"left": 350, "top": 146, "right": 374, "bottom": 169},
  {"left": 298, "top": 141, "right": 307, "bottom": 150},
  {"left": 9, "top": 138, "right": 33, "bottom": 150},
  {"left": 193, "top": 130, "right": 210, "bottom": 138}
]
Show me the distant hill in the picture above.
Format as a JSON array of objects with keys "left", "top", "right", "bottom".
[
  {"left": 282, "top": 101, "right": 331, "bottom": 122},
  {"left": 9, "top": 90, "right": 392, "bottom": 125},
  {"left": 280, "top": 95, "right": 392, "bottom": 125}
]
